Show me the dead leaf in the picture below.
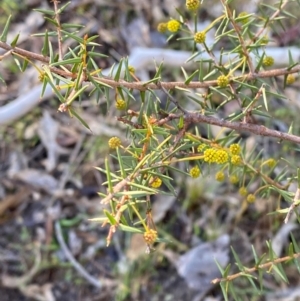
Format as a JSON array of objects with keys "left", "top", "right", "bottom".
[
  {"left": 8, "top": 151, "right": 28, "bottom": 178},
  {"left": 20, "top": 283, "right": 55, "bottom": 301},
  {"left": 0, "top": 187, "right": 31, "bottom": 216},
  {"left": 12, "top": 169, "right": 59, "bottom": 194},
  {"left": 38, "top": 110, "right": 69, "bottom": 171}
]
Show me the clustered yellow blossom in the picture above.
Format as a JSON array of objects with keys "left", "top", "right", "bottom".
[
  {"left": 231, "top": 155, "right": 242, "bottom": 165},
  {"left": 194, "top": 31, "right": 206, "bottom": 44},
  {"left": 167, "top": 20, "right": 181, "bottom": 32},
  {"left": 260, "top": 36, "right": 269, "bottom": 45},
  {"left": 262, "top": 56, "right": 274, "bottom": 67},
  {"left": 157, "top": 22, "right": 168, "bottom": 33},
  {"left": 186, "top": 0, "right": 200, "bottom": 10},
  {"left": 286, "top": 74, "right": 296, "bottom": 85},
  {"left": 204, "top": 148, "right": 217, "bottom": 163},
  {"left": 215, "top": 149, "right": 229, "bottom": 164},
  {"left": 38, "top": 72, "right": 45, "bottom": 82},
  {"left": 151, "top": 177, "right": 162, "bottom": 188},
  {"left": 115, "top": 98, "right": 126, "bottom": 110},
  {"left": 239, "top": 187, "right": 248, "bottom": 196},
  {"left": 128, "top": 66, "right": 135, "bottom": 73},
  {"left": 229, "top": 175, "right": 239, "bottom": 184},
  {"left": 197, "top": 143, "right": 207, "bottom": 152},
  {"left": 108, "top": 137, "right": 121, "bottom": 149},
  {"left": 144, "top": 229, "right": 158, "bottom": 245},
  {"left": 190, "top": 166, "right": 201, "bottom": 178},
  {"left": 246, "top": 194, "right": 256, "bottom": 203},
  {"left": 217, "top": 75, "right": 229, "bottom": 88},
  {"left": 229, "top": 143, "right": 241, "bottom": 155},
  {"left": 237, "top": 12, "right": 250, "bottom": 24},
  {"left": 215, "top": 171, "right": 225, "bottom": 182},
  {"left": 266, "top": 158, "right": 276, "bottom": 168}
]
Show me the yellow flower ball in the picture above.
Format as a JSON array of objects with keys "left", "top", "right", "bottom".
[
  {"left": 197, "top": 143, "right": 207, "bottom": 152},
  {"left": 266, "top": 158, "right": 276, "bottom": 168},
  {"left": 115, "top": 98, "right": 126, "bottom": 110},
  {"left": 231, "top": 155, "right": 242, "bottom": 165},
  {"left": 157, "top": 22, "right": 168, "bottom": 33},
  {"left": 229, "top": 143, "right": 241, "bottom": 155},
  {"left": 128, "top": 66, "right": 135, "bottom": 73},
  {"left": 246, "top": 194, "right": 256, "bottom": 203},
  {"left": 108, "top": 137, "right": 121, "bottom": 149},
  {"left": 204, "top": 148, "right": 217, "bottom": 163},
  {"left": 190, "top": 166, "right": 201, "bottom": 178},
  {"left": 194, "top": 31, "right": 206, "bottom": 44},
  {"left": 167, "top": 20, "right": 181, "bottom": 33},
  {"left": 262, "top": 56, "right": 274, "bottom": 67},
  {"left": 260, "top": 35, "right": 269, "bottom": 45},
  {"left": 215, "top": 149, "right": 229, "bottom": 164},
  {"left": 217, "top": 75, "right": 229, "bottom": 88},
  {"left": 144, "top": 229, "right": 158, "bottom": 245},
  {"left": 151, "top": 177, "right": 162, "bottom": 188},
  {"left": 215, "top": 171, "right": 225, "bottom": 182},
  {"left": 237, "top": 12, "right": 250, "bottom": 24},
  {"left": 239, "top": 187, "right": 248, "bottom": 197},
  {"left": 229, "top": 175, "right": 239, "bottom": 184},
  {"left": 286, "top": 74, "right": 296, "bottom": 85},
  {"left": 186, "top": 0, "right": 200, "bottom": 10}
]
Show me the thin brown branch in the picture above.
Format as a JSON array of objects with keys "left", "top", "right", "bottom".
[
  {"left": 187, "top": 112, "right": 300, "bottom": 144},
  {"left": 212, "top": 250, "right": 300, "bottom": 284},
  {"left": 100, "top": 172, "right": 140, "bottom": 204},
  {"left": 221, "top": 0, "right": 254, "bottom": 73},
  {"left": 250, "top": 0, "right": 290, "bottom": 44},
  {"left": 284, "top": 187, "right": 300, "bottom": 223},
  {"left": 1, "top": 41, "right": 300, "bottom": 91},
  {"left": 52, "top": 0, "right": 63, "bottom": 60}
]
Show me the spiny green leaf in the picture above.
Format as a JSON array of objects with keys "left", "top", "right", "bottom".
[
  {"left": 61, "top": 30, "right": 85, "bottom": 44},
  {"left": 66, "top": 85, "right": 89, "bottom": 105},
  {"left": 114, "top": 58, "right": 123, "bottom": 81},
  {"left": 104, "top": 210, "right": 117, "bottom": 226},
  {"left": 184, "top": 69, "right": 199, "bottom": 85},
  {"left": 142, "top": 77, "right": 161, "bottom": 86},
  {"left": 33, "top": 8, "right": 55, "bottom": 15},
  {"left": 50, "top": 57, "right": 82, "bottom": 66},
  {"left": 41, "top": 30, "right": 49, "bottom": 56},
  {"left": 231, "top": 246, "right": 245, "bottom": 271},
  {"left": 220, "top": 282, "right": 229, "bottom": 301},
  {"left": 10, "top": 33, "right": 20, "bottom": 47},
  {"left": 44, "top": 17, "right": 59, "bottom": 27},
  {"left": 57, "top": 2, "right": 71, "bottom": 14},
  {"left": 273, "top": 264, "right": 288, "bottom": 283},
  {"left": 69, "top": 108, "right": 91, "bottom": 131},
  {"left": 291, "top": 233, "right": 300, "bottom": 253},
  {"left": 119, "top": 224, "right": 143, "bottom": 233},
  {"left": 0, "top": 15, "right": 12, "bottom": 42}
]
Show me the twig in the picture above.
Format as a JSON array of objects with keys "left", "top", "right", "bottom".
[
  {"left": 221, "top": 0, "right": 254, "bottom": 73},
  {"left": 1, "top": 45, "right": 300, "bottom": 126},
  {"left": 211, "top": 250, "right": 300, "bottom": 284},
  {"left": 100, "top": 172, "right": 139, "bottom": 204},
  {"left": 187, "top": 111, "right": 300, "bottom": 144},
  {"left": 249, "top": 0, "right": 290, "bottom": 44},
  {"left": 159, "top": 83, "right": 188, "bottom": 113},
  {"left": 54, "top": 221, "right": 102, "bottom": 289},
  {"left": 52, "top": 0, "right": 63, "bottom": 60},
  {"left": 284, "top": 188, "right": 300, "bottom": 224}
]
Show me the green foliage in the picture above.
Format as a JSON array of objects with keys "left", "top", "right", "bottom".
[{"left": 1, "top": 0, "right": 300, "bottom": 299}]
